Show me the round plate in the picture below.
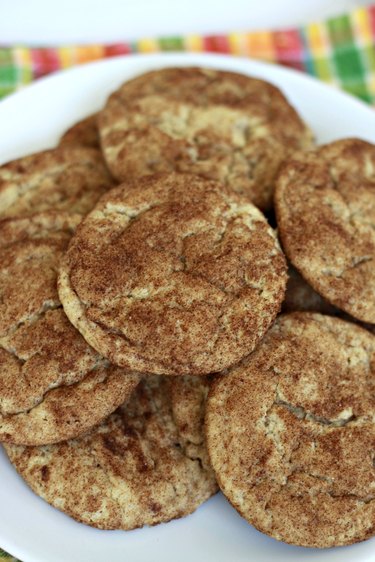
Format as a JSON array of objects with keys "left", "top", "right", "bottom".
[{"left": 1, "top": 53, "right": 375, "bottom": 562}]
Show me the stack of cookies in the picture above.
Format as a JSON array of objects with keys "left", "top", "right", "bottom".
[{"left": 0, "top": 67, "right": 374, "bottom": 549}]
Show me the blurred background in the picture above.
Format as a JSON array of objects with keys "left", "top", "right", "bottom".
[{"left": 1, "top": 0, "right": 374, "bottom": 44}]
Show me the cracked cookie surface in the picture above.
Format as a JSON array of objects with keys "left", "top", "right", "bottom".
[
  {"left": 99, "top": 67, "right": 312, "bottom": 210},
  {"left": 59, "top": 173, "right": 287, "bottom": 375},
  {"left": 0, "top": 213, "right": 140, "bottom": 445},
  {"left": 275, "top": 138, "right": 375, "bottom": 324},
  {"left": 205, "top": 312, "right": 375, "bottom": 548},
  {"left": 0, "top": 145, "right": 113, "bottom": 218},
  {"left": 59, "top": 113, "right": 100, "bottom": 149},
  {"left": 4, "top": 375, "right": 218, "bottom": 530}
]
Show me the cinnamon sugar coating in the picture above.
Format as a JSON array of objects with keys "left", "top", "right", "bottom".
[
  {"left": 59, "top": 113, "right": 100, "bottom": 149},
  {"left": 206, "top": 313, "right": 375, "bottom": 547},
  {"left": 0, "top": 146, "right": 113, "bottom": 218},
  {"left": 276, "top": 138, "right": 375, "bottom": 324},
  {"left": 5, "top": 375, "right": 217, "bottom": 530},
  {"left": 59, "top": 173, "right": 287, "bottom": 375},
  {"left": 99, "top": 67, "right": 312, "bottom": 210},
  {"left": 0, "top": 213, "right": 139, "bottom": 445}
]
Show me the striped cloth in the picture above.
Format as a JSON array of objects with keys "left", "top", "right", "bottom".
[
  {"left": 1, "top": 4, "right": 375, "bottom": 562},
  {"left": 1, "top": 5, "right": 375, "bottom": 103},
  {"left": 0, "top": 549, "right": 17, "bottom": 562}
]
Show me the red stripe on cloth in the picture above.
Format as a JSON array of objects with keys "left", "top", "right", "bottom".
[
  {"left": 368, "top": 5, "right": 375, "bottom": 37},
  {"left": 31, "top": 48, "right": 60, "bottom": 78},
  {"left": 273, "top": 29, "right": 305, "bottom": 71},
  {"left": 104, "top": 43, "right": 132, "bottom": 57},
  {"left": 203, "top": 35, "right": 230, "bottom": 53}
]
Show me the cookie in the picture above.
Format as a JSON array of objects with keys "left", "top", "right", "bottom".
[
  {"left": 59, "top": 113, "right": 100, "bottom": 149},
  {"left": 4, "top": 375, "right": 217, "bottom": 530},
  {"left": 0, "top": 213, "right": 140, "bottom": 445},
  {"left": 58, "top": 173, "right": 287, "bottom": 375},
  {"left": 282, "top": 266, "right": 338, "bottom": 315},
  {"left": 0, "top": 146, "right": 113, "bottom": 218},
  {"left": 206, "top": 312, "right": 375, "bottom": 548},
  {"left": 275, "top": 138, "right": 375, "bottom": 324},
  {"left": 99, "top": 67, "right": 312, "bottom": 210}
]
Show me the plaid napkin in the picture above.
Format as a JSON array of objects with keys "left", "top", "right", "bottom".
[
  {"left": 0, "top": 549, "right": 17, "bottom": 561},
  {"left": 1, "top": 4, "right": 375, "bottom": 562},
  {"left": 1, "top": 5, "right": 375, "bottom": 103}
]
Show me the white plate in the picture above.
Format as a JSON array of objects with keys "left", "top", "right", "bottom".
[{"left": 1, "top": 52, "right": 375, "bottom": 562}]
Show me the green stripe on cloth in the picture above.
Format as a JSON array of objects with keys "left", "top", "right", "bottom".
[
  {"left": 311, "top": 56, "right": 334, "bottom": 82},
  {"left": 0, "top": 48, "right": 17, "bottom": 97},
  {"left": 0, "top": 549, "right": 19, "bottom": 561},
  {"left": 0, "top": 49, "right": 13, "bottom": 65},
  {"left": 328, "top": 13, "right": 372, "bottom": 101},
  {"left": 159, "top": 36, "right": 185, "bottom": 50},
  {"left": 363, "top": 44, "right": 375, "bottom": 71}
]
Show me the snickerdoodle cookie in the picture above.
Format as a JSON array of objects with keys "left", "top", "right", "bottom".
[
  {"left": 275, "top": 138, "right": 375, "bottom": 324},
  {"left": 99, "top": 67, "right": 312, "bottom": 210},
  {"left": 0, "top": 213, "right": 140, "bottom": 445},
  {"left": 0, "top": 146, "right": 113, "bottom": 217},
  {"left": 58, "top": 173, "right": 287, "bottom": 375},
  {"left": 4, "top": 375, "right": 217, "bottom": 530},
  {"left": 206, "top": 312, "right": 375, "bottom": 548},
  {"left": 59, "top": 113, "right": 100, "bottom": 149}
]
